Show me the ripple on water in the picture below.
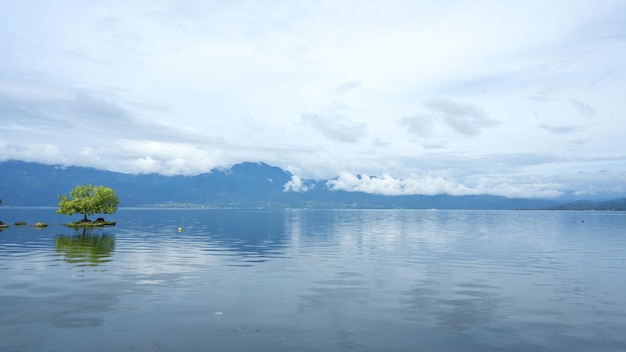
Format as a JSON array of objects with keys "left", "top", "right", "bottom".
[{"left": 0, "top": 209, "right": 625, "bottom": 351}]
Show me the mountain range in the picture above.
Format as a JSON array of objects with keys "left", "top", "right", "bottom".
[{"left": 1, "top": 160, "right": 624, "bottom": 210}]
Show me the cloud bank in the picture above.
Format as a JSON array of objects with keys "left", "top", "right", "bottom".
[
  {"left": 326, "top": 172, "right": 564, "bottom": 199},
  {"left": 1, "top": 0, "right": 625, "bottom": 198}
]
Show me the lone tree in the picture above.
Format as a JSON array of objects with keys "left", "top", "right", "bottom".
[{"left": 57, "top": 185, "right": 119, "bottom": 222}]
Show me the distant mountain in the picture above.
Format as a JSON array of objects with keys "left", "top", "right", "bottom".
[
  {"left": 0, "top": 159, "right": 591, "bottom": 210},
  {"left": 0, "top": 160, "right": 294, "bottom": 208},
  {"left": 546, "top": 198, "right": 626, "bottom": 211}
]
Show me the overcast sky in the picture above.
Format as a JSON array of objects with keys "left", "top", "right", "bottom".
[{"left": 1, "top": 0, "right": 625, "bottom": 198}]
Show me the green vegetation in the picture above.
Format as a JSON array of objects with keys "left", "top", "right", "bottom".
[
  {"left": 57, "top": 185, "right": 119, "bottom": 226},
  {"left": 0, "top": 198, "right": 6, "bottom": 229},
  {"left": 65, "top": 218, "right": 117, "bottom": 228},
  {"left": 55, "top": 229, "right": 115, "bottom": 266}
]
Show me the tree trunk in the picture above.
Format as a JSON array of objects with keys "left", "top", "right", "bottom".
[{"left": 83, "top": 212, "right": 88, "bottom": 221}]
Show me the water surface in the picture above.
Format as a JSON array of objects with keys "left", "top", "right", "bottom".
[{"left": 1, "top": 208, "right": 625, "bottom": 351}]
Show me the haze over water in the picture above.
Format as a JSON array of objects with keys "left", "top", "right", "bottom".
[{"left": 1, "top": 208, "right": 625, "bottom": 351}]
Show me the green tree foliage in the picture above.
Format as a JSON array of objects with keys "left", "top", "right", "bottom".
[
  {"left": 0, "top": 198, "right": 4, "bottom": 228},
  {"left": 57, "top": 185, "right": 119, "bottom": 221}
]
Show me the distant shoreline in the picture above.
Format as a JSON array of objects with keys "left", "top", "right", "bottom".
[{"left": 3, "top": 205, "right": 626, "bottom": 211}]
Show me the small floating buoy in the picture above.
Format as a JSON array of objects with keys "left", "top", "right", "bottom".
[{"left": 178, "top": 227, "right": 182, "bottom": 233}]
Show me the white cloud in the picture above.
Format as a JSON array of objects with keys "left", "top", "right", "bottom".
[
  {"left": 335, "top": 80, "right": 362, "bottom": 94},
  {"left": 0, "top": 143, "right": 69, "bottom": 165},
  {"left": 423, "top": 99, "right": 501, "bottom": 136},
  {"left": 327, "top": 172, "right": 474, "bottom": 196},
  {"left": 570, "top": 99, "right": 597, "bottom": 118},
  {"left": 0, "top": 0, "right": 625, "bottom": 197},
  {"left": 113, "top": 140, "right": 227, "bottom": 176},
  {"left": 283, "top": 175, "right": 311, "bottom": 192},
  {"left": 398, "top": 114, "right": 437, "bottom": 138},
  {"left": 326, "top": 172, "right": 564, "bottom": 198},
  {"left": 300, "top": 113, "right": 367, "bottom": 143},
  {"left": 398, "top": 98, "right": 500, "bottom": 143},
  {"left": 538, "top": 124, "right": 585, "bottom": 134}
]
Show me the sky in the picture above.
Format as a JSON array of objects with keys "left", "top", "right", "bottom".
[{"left": 1, "top": 0, "right": 625, "bottom": 198}]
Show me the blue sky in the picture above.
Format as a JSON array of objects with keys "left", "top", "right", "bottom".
[{"left": 1, "top": 0, "right": 625, "bottom": 198}]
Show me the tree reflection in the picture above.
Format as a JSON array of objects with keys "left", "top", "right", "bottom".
[{"left": 55, "top": 228, "right": 115, "bottom": 266}]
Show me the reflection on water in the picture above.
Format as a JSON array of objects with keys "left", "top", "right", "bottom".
[
  {"left": 0, "top": 208, "right": 625, "bottom": 351},
  {"left": 55, "top": 229, "right": 115, "bottom": 266}
]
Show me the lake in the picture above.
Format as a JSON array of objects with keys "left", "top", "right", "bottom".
[{"left": 1, "top": 208, "right": 625, "bottom": 351}]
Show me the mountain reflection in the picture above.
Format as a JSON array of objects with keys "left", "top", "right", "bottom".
[{"left": 55, "top": 229, "right": 115, "bottom": 266}]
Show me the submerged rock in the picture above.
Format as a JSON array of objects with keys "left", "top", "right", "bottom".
[{"left": 33, "top": 222, "right": 48, "bottom": 228}]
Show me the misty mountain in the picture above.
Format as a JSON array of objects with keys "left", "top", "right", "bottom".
[
  {"left": 0, "top": 160, "right": 294, "bottom": 208},
  {"left": 0, "top": 159, "right": 603, "bottom": 210},
  {"left": 546, "top": 198, "right": 626, "bottom": 211}
]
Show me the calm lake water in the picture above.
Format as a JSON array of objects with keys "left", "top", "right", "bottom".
[{"left": 1, "top": 208, "right": 625, "bottom": 351}]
